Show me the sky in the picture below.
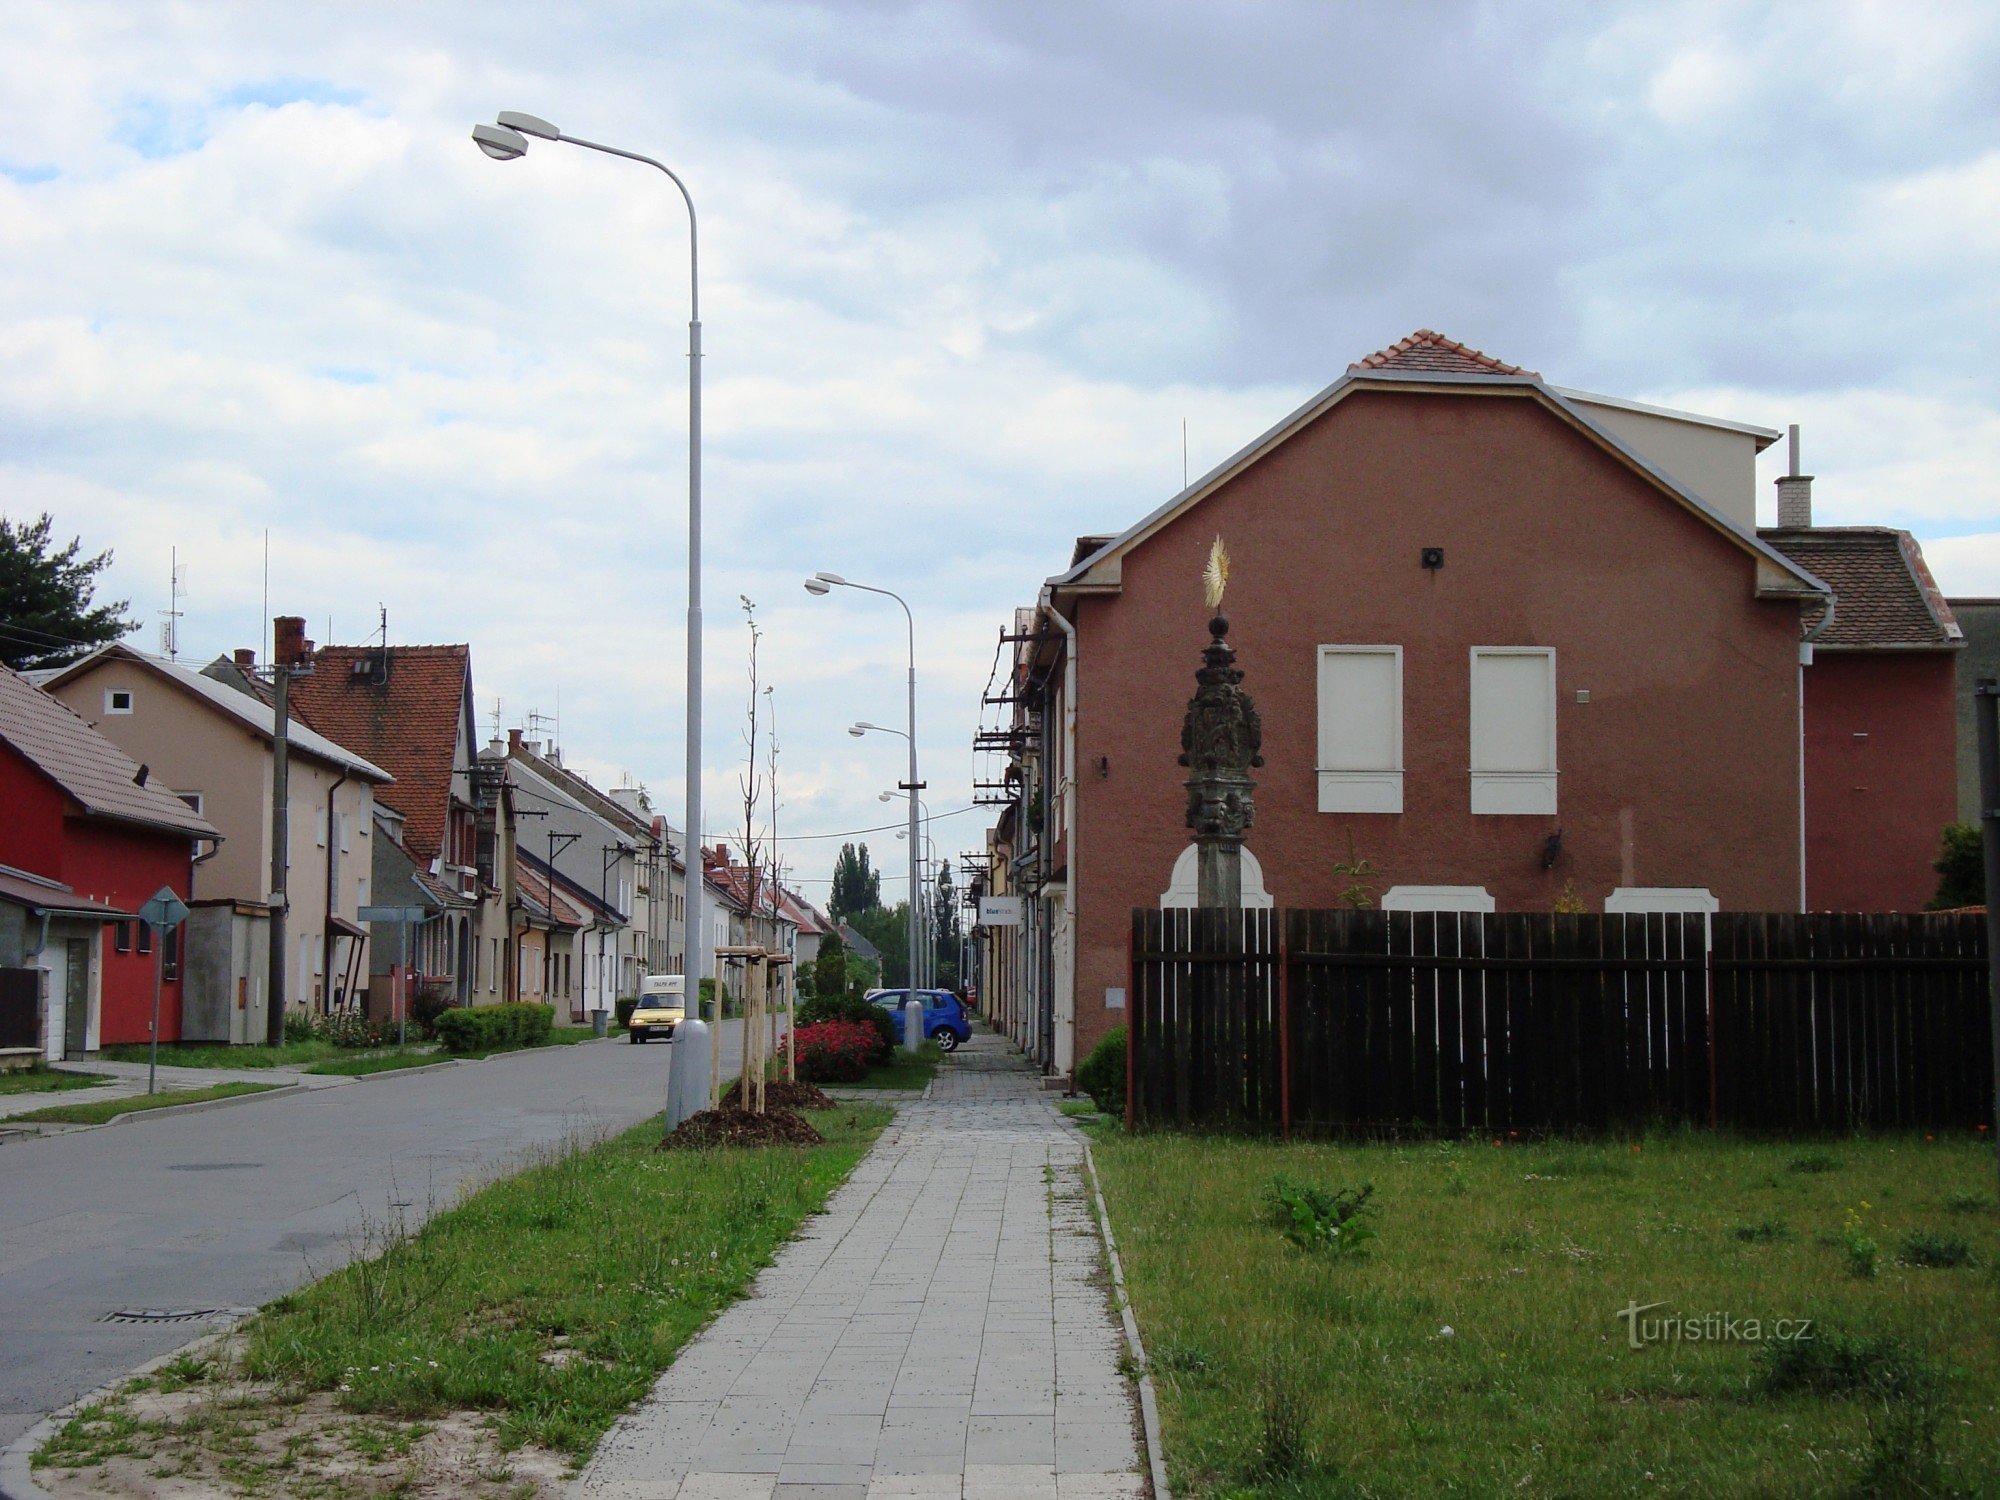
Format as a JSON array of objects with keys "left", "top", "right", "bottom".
[{"left": 3, "top": 0, "right": 1997, "bottom": 902}]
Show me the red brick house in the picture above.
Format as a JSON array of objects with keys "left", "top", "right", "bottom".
[
  {"left": 977, "top": 330, "right": 1850, "bottom": 1076},
  {"left": 0, "top": 664, "right": 217, "bottom": 1051}
]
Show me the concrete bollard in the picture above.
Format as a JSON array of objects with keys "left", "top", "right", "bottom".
[{"left": 666, "top": 1017, "right": 711, "bottom": 1132}]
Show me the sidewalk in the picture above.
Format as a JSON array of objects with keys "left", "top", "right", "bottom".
[{"left": 576, "top": 1031, "right": 1142, "bottom": 1500}]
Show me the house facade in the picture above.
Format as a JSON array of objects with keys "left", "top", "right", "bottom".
[
  {"left": 35, "top": 643, "right": 389, "bottom": 1027},
  {"left": 0, "top": 663, "right": 218, "bottom": 1054},
  {"left": 978, "top": 330, "right": 1838, "bottom": 1077}
]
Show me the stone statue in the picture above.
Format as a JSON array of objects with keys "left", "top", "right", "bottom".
[{"left": 1179, "top": 538, "right": 1262, "bottom": 907}]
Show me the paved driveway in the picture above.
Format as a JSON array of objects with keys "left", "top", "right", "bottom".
[{"left": 0, "top": 1026, "right": 748, "bottom": 1452}]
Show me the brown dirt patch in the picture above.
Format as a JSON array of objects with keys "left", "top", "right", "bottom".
[
  {"left": 720, "top": 1077, "right": 836, "bottom": 1111},
  {"left": 659, "top": 1106, "right": 824, "bottom": 1149}
]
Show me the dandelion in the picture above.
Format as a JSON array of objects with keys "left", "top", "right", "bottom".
[{"left": 1439, "top": 1326, "right": 1455, "bottom": 1338}]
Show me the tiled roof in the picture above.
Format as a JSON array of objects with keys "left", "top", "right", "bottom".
[
  {"left": 0, "top": 664, "right": 219, "bottom": 839},
  {"left": 774, "top": 886, "right": 828, "bottom": 935},
  {"left": 289, "top": 645, "right": 469, "bottom": 865},
  {"left": 514, "top": 858, "right": 592, "bottom": 929},
  {"left": 1758, "top": 528, "right": 1963, "bottom": 649},
  {"left": 1350, "top": 328, "right": 1538, "bottom": 378},
  {"left": 0, "top": 861, "right": 135, "bottom": 919}
]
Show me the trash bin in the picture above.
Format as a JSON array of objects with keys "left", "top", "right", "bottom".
[{"left": 592, "top": 1008, "right": 608, "bottom": 1038}]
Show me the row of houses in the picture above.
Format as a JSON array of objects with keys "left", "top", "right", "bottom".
[
  {"left": 972, "top": 329, "right": 1971, "bottom": 1081},
  {"left": 0, "top": 618, "right": 831, "bottom": 1061}
]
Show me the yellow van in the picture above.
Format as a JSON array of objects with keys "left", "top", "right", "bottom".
[{"left": 628, "top": 974, "right": 685, "bottom": 1043}]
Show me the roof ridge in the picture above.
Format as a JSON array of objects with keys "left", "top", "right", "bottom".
[{"left": 1351, "top": 327, "right": 1538, "bottom": 378}]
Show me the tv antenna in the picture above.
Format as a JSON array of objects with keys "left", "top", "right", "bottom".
[{"left": 159, "top": 548, "right": 187, "bottom": 660}]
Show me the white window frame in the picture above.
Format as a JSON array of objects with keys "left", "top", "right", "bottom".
[
  {"left": 1316, "top": 645, "right": 1403, "bottom": 813},
  {"left": 315, "top": 806, "right": 328, "bottom": 849},
  {"left": 176, "top": 791, "right": 204, "bottom": 816},
  {"left": 1604, "top": 887, "right": 1718, "bottom": 915},
  {"left": 105, "top": 688, "right": 134, "bottom": 715},
  {"left": 1382, "top": 885, "right": 1496, "bottom": 913},
  {"left": 1161, "top": 845, "right": 1274, "bottom": 909},
  {"left": 1469, "top": 647, "right": 1558, "bottom": 815}
]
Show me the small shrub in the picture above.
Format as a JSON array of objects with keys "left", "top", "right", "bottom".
[
  {"left": 433, "top": 1002, "right": 555, "bottom": 1055},
  {"left": 1944, "top": 1192, "right": 1988, "bottom": 1214},
  {"left": 1789, "top": 1152, "right": 1842, "bottom": 1175},
  {"left": 1731, "top": 1219, "right": 1791, "bottom": 1244},
  {"left": 782, "top": 1020, "right": 878, "bottom": 1083},
  {"left": 796, "top": 993, "right": 896, "bottom": 1060},
  {"left": 409, "top": 986, "right": 453, "bottom": 1041},
  {"left": 1263, "top": 1176, "right": 1376, "bottom": 1256},
  {"left": 1075, "top": 1025, "right": 1127, "bottom": 1116},
  {"left": 282, "top": 1009, "right": 315, "bottom": 1044},
  {"left": 1899, "top": 1231, "right": 1974, "bottom": 1269},
  {"left": 1757, "top": 1326, "right": 1939, "bottom": 1403},
  {"left": 316, "top": 1010, "right": 396, "bottom": 1049}
]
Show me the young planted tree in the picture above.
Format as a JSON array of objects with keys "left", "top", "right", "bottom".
[
  {"left": 932, "top": 863, "right": 964, "bottom": 992},
  {"left": 0, "top": 513, "right": 134, "bottom": 669}
]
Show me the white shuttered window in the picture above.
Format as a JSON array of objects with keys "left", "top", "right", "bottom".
[
  {"left": 1316, "top": 646, "right": 1403, "bottom": 813},
  {"left": 1470, "top": 648, "right": 1557, "bottom": 814}
]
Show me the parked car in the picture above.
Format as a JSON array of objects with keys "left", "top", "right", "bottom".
[
  {"left": 629, "top": 974, "right": 685, "bottom": 1044},
  {"left": 865, "top": 988, "right": 972, "bottom": 1051}
]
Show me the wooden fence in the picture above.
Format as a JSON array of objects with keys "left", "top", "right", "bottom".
[{"left": 1127, "top": 909, "right": 1994, "bottom": 1134}]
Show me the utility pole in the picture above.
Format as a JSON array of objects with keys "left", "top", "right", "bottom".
[
  {"left": 1975, "top": 678, "right": 2000, "bottom": 1203},
  {"left": 265, "top": 628, "right": 294, "bottom": 1047}
]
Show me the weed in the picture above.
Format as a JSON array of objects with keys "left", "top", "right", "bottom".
[
  {"left": 1262, "top": 1176, "right": 1376, "bottom": 1256},
  {"left": 1757, "top": 1327, "right": 1948, "bottom": 1494},
  {"left": 1151, "top": 1337, "right": 1216, "bottom": 1377},
  {"left": 1789, "top": 1152, "right": 1843, "bottom": 1175},
  {"left": 1841, "top": 1204, "right": 1881, "bottom": 1279},
  {"left": 1944, "top": 1192, "right": 1989, "bottom": 1215},
  {"left": 1899, "top": 1231, "right": 1975, "bottom": 1269},
  {"left": 1730, "top": 1219, "right": 1791, "bottom": 1244},
  {"left": 155, "top": 1353, "right": 212, "bottom": 1393},
  {"left": 1249, "top": 1343, "right": 1312, "bottom": 1479}
]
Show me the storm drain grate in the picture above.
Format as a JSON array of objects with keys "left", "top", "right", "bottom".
[{"left": 98, "top": 1308, "right": 231, "bottom": 1325}]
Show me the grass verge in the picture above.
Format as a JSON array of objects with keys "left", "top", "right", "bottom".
[
  {"left": 1091, "top": 1130, "right": 1999, "bottom": 1498},
  {"left": 841, "top": 1041, "right": 943, "bottom": 1090},
  {"left": 302, "top": 1051, "right": 446, "bottom": 1077},
  {"left": 0, "top": 1065, "right": 111, "bottom": 1095},
  {"left": 100, "top": 1040, "right": 343, "bottom": 1068},
  {"left": 37, "top": 1105, "right": 893, "bottom": 1494},
  {"left": 12, "top": 1081, "right": 280, "bottom": 1125}
]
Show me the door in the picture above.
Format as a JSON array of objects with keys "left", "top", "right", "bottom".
[{"left": 64, "top": 938, "right": 90, "bottom": 1056}]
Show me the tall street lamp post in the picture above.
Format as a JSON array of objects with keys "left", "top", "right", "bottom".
[
  {"left": 473, "top": 111, "right": 708, "bottom": 1082},
  {"left": 813, "top": 560, "right": 919, "bottom": 1050}
]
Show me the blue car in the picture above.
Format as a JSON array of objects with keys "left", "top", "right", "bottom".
[{"left": 867, "top": 989, "right": 972, "bottom": 1051}]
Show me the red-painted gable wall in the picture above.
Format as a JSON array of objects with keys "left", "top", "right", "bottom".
[
  {"left": 0, "top": 741, "right": 69, "bottom": 880},
  {"left": 63, "top": 819, "right": 195, "bottom": 1045},
  {"left": 1802, "top": 652, "right": 1958, "bottom": 912}
]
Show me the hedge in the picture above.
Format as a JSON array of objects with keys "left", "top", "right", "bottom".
[
  {"left": 434, "top": 1002, "right": 555, "bottom": 1055},
  {"left": 781, "top": 1020, "right": 878, "bottom": 1083},
  {"left": 797, "top": 993, "right": 896, "bottom": 1060}
]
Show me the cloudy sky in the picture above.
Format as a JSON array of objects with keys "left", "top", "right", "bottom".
[{"left": 3, "top": 0, "right": 1996, "bottom": 900}]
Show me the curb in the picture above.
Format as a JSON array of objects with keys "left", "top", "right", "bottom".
[
  {"left": 0, "top": 1318, "right": 249, "bottom": 1500},
  {"left": 1, "top": 1080, "right": 307, "bottom": 1136},
  {"left": 1075, "top": 1124, "right": 1174, "bottom": 1500}
]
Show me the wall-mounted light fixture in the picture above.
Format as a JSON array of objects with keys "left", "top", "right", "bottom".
[{"left": 1421, "top": 547, "right": 1444, "bottom": 570}]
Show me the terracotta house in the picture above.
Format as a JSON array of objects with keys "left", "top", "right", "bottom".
[
  {"left": 978, "top": 329, "right": 1852, "bottom": 1077},
  {"left": 0, "top": 663, "right": 218, "bottom": 1053}
]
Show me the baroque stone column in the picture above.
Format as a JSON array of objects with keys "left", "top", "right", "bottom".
[{"left": 1179, "top": 613, "right": 1264, "bottom": 908}]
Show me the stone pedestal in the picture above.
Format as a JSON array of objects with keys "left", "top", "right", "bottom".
[{"left": 1179, "top": 615, "right": 1264, "bottom": 908}]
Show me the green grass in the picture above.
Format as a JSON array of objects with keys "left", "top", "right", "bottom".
[
  {"left": 12, "top": 1081, "right": 281, "bottom": 1124},
  {"left": 100, "top": 1039, "right": 346, "bottom": 1068},
  {"left": 1092, "top": 1130, "right": 2000, "bottom": 1498},
  {"left": 228, "top": 1106, "right": 893, "bottom": 1459},
  {"left": 302, "top": 1051, "right": 446, "bottom": 1077},
  {"left": 0, "top": 1065, "right": 110, "bottom": 1095},
  {"left": 840, "top": 1041, "right": 943, "bottom": 1090}
]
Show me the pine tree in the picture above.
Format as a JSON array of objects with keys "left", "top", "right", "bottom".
[{"left": 0, "top": 513, "right": 133, "bottom": 670}]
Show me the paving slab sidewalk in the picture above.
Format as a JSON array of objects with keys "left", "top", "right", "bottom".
[{"left": 576, "top": 1032, "right": 1142, "bottom": 1500}]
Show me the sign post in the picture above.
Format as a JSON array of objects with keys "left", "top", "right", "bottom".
[
  {"left": 358, "top": 905, "right": 431, "bottom": 1050},
  {"left": 139, "top": 887, "right": 190, "bottom": 1095}
]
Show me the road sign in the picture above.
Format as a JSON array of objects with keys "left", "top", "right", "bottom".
[
  {"left": 139, "top": 887, "right": 189, "bottom": 932},
  {"left": 358, "top": 905, "right": 430, "bottom": 923}
]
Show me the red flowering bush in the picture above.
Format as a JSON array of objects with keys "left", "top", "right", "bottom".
[{"left": 783, "top": 1020, "right": 878, "bottom": 1083}]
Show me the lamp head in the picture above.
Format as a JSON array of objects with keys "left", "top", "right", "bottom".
[
  {"left": 496, "top": 111, "right": 560, "bottom": 141},
  {"left": 847, "top": 725, "right": 866, "bottom": 738},
  {"left": 471, "top": 123, "right": 529, "bottom": 161},
  {"left": 813, "top": 571, "right": 847, "bottom": 586},
  {"left": 803, "top": 578, "right": 831, "bottom": 595}
]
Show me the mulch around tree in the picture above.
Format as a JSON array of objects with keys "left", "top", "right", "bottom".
[
  {"left": 659, "top": 1106, "right": 825, "bottom": 1149},
  {"left": 721, "top": 1077, "right": 838, "bottom": 1111}
]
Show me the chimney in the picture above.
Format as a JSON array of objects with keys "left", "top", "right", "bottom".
[
  {"left": 508, "top": 727, "right": 524, "bottom": 754},
  {"left": 233, "top": 648, "right": 256, "bottom": 669},
  {"left": 1775, "top": 423, "right": 1813, "bottom": 528},
  {"left": 274, "top": 616, "right": 312, "bottom": 667}
]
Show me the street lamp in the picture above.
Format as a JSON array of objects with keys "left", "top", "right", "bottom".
[
  {"left": 474, "top": 109, "right": 710, "bottom": 1085},
  {"left": 814, "top": 573, "right": 921, "bottom": 1044},
  {"left": 883, "top": 790, "right": 935, "bottom": 988}
]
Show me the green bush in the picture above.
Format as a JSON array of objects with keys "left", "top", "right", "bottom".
[
  {"left": 410, "top": 987, "right": 453, "bottom": 1041},
  {"left": 434, "top": 1002, "right": 555, "bottom": 1055},
  {"left": 614, "top": 997, "right": 638, "bottom": 1030},
  {"left": 282, "top": 1009, "right": 315, "bottom": 1045},
  {"left": 1076, "top": 1025, "right": 1127, "bottom": 1115},
  {"left": 797, "top": 992, "right": 895, "bottom": 1060}
]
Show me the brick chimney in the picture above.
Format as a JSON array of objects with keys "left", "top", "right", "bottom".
[
  {"left": 508, "top": 727, "right": 524, "bottom": 753},
  {"left": 273, "top": 616, "right": 312, "bottom": 667},
  {"left": 1775, "top": 423, "right": 1813, "bottom": 528},
  {"left": 233, "top": 648, "right": 256, "bottom": 669}
]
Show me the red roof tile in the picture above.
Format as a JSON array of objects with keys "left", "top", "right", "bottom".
[
  {"left": 1350, "top": 328, "right": 1538, "bottom": 378},
  {"left": 288, "top": 645, "right": 470, "bottom": 866},
  {"left": 1758, "top": 528, "right": 1963, "bottom": 649}
]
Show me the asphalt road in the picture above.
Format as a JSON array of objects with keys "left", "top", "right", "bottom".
[{"left": 0, "top": 1024, "right": 750, "bottom": 1454}]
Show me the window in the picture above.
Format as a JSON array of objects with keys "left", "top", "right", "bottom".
[
  {"left": 339, "top": 812, "right": 350, "bottom": 854},
  {"left": 1382, "top": 886, "right": 1495, "bottom": 913},
  {"left": 1316, "top": 646, "right": 1403, "bottom": 813},
  {"left": 105, "top": 688, "right": 133, "bottom": 715},
  {"left": 137, "top": 923, "right": 153, "bottom": 955},
  {"left": 176, "top": 791, "right": 204, "bottom": 816},
  {"left": 162, "top": 925, "right": 181, "bottom": 982},
  {"left": 114, "top": 920, "right": 132, "bottom": 954},
  {"left": 357, "top": 876, "right": 368, "bottom": 912},
  {"left": 316, "top": 806, "right": 328, "bottom": 848},
  {"left": 1470, "top": 648, "right": 1557, "bottom": 814}
]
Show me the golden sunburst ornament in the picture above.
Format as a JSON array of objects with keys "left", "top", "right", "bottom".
[{"left": 1203, "top": 535, "right": 1230, "bottom": 611}]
